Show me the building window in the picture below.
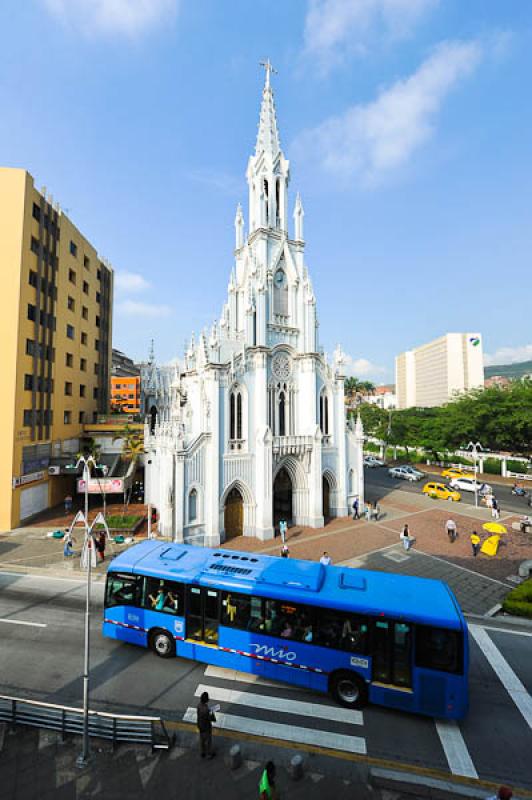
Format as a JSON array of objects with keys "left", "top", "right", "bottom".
[
  {"left": 23, "top": 409, "right": 33, "bottom": 427},
  {"left": 26, "top": 339, "right": 35, "bottom": 356},
  {"left": 96, "top": 291, "right": 101, "bottom": 303},
  {"left": 320, "top": 391, "right": 329, "bottom": 436},
  {"left": 82, "top": 280, "right": 89, "bottom": 295},
  {"left": 64, "top": 410, "right": 72, "bottom": 424},
  {"left": 68, "top": 296, "right": 75, "bottom": 311},
  {"left": 82, "top": 306, "right": 88, "bottom": 320},
  {"left": 80, "top": 358, "right": 86, "bottom": 371},
  {"left": 31, "top": 236, "right": 39, "bottom": 255},
  {"left": 65, "top": 382, "right": 72, "bottom": 396},
  {"left": 83, "top": 255, "right": 90, "bottom": 269},
  {"left": 188, "top": 489, "right": 198, "bottom": 522},
  {"left": 66, "top": 352, "right": 73, "bottom": 367},
  {"left": 24, "top": 374, "right": 33, "bottom": 390},
  {"left": 66, "top": 324, "right": 75, "bottom": 340},
  {"left": 81, "top": 332, "right": 87, "bottom": 345},
  {"left": 29, "top": 270, "right": 37, "bottom": 287},
  {"left": 70, "top": 241, "right": 77, "bottom": 257},
  {"left": 95, "top": 315, "right": 100, "bottom": 327},
  {"left": 279, "top": 391, "right": 286, "bottom": 436},
  {"left": 95, "top": 339, "right": 100, "bottom": 352},
  {"left": 80, "top": 384, "right": 86, "bottom": 398},
  {"left": 32, "top": 203, "right": 41, "bottom": 222},
  {"left": 68, "top": 268, "right": 76, "bottom": 284},
  {"left": 94, "top": 363, "right": 99, "bottom": 375},
  {"left": 93, "top": 387, "right": 99, "bottom": 400},
  {"left": 97, "top": 268, "right": 101, "bottom": 281},
  {"left": 27, "top": 304, "right": 37, "bottom": 322},
  {"left": 79, "top": 411, "right": 85, "bottom": 424}
]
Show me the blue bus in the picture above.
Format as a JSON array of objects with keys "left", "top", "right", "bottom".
[{"left": 103, "top": 541, "right": 469, "bottom": 719}]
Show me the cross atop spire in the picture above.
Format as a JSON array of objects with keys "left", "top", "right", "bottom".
[{"left": 256, "top": 59, "right": 281, "bottom": 157}]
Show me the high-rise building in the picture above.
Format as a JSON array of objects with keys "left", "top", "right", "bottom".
[
  {"left": 112, "top": 348, "right": 140, "bottom": 377},
  {"left": 0, "top": 167, "right": 113, "bottom": 529},
  {"left": 396, "top": 333, "right": 484, "bottom": 409}
]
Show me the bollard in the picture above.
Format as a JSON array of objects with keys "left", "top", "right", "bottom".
[
  {"left": 290, "top": 754, "right": 303, "bottom": 781},
  {"left": 228, "top": 744, "right": 242, "bottom": 770}
]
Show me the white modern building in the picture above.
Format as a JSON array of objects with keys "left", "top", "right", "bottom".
[
  {"left": 144, "top": 66, "right": 364, "bottom": 546},
  {"left": 396, "top": 333, "right": 484, "bottom": 409}
]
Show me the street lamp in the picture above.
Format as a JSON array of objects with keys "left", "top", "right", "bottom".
[{"left": 466, "top": 441, "right": 483, "bottom": 508}]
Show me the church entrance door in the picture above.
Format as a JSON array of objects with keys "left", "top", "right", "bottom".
[
  {"left": 273, "top": 467, "right": 292, "bottom": 528},
  {"left": 322, "top": 476, "right": 331, "bottom": 521},
  {"left": 224, "top": 487, "right": 244, "bottom": 539}
]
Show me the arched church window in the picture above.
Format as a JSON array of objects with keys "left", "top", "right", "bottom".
[
  {"left": 279, "top": 391, "right": 286, "bottom": 436},
  {"left": 236, "top": 392, "right": 242, "bottom": 440},
  {"left": 275, "top": 178, "right": 280, "bottom": 228},
  {"left": 263, "top": 179, "right": 269, "bottom": 225},
  {"left": 230, "top": 393, "right": 236, "bottom": 440},
  {"left": 188, "top": 489, "right": 197, "bottom": 522},
  {"left": 319, "top": 391, "right": 329, "bottom": 435}
]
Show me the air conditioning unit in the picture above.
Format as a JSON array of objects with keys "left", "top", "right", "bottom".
[{"left": 48, "top": 466, "right": 61, "bottom": 476}]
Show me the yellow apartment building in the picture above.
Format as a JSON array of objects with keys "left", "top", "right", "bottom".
[{"left": 0, "top": 167, "right": 113, "bottom": 530}]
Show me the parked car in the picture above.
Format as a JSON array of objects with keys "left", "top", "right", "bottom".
[
  {"left": 403, "top": 465, "right": 425, "bottom": 479},
  {"left": 449, "top": 477, "right": 491, "bottom": 495},
  {"left": 388, "top": 466, "right": 422, "bottom": 481},
  {"left": 441, "top": 467, "right": 469, "bottom": 480},
  {"left": 422, "top": 482, "right": 461, "bottom": 502},
  {"left": 364, "top": 456, "right": 386, "bottom": 468}
]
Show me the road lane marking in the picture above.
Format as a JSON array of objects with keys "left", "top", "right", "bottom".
[
  {"left": 479, "top": 625, "right": 532, "bottom": 639},
  {"left": 182, "top": 707, "right": 366, "bottom": 754},
  {"left": 470, "top": 624, "right": 532, "bottom": 730},
  {"left": 204, "top": 665, "right": 298, "bottom": 689},
  {"left": 435, "top": 720, "right": 478, "bottom": 778},
  {"left": 0, "top": 618, "right": 47, "bottom": 628},
  {"left": 194, "top": 683, "right": 363, "bottom": 726}
]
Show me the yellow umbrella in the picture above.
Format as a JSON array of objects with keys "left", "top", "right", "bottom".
[{"left": 482, "top": 522, "right": 507, "bottom": 534}]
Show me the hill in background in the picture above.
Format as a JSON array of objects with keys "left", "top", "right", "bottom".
[{"left": 484, "top": 359, "right": 532, "bottom": 380}]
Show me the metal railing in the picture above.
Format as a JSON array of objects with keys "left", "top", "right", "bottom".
[{"left": 0, "top": 695, "right": 171, "bottom": 752}]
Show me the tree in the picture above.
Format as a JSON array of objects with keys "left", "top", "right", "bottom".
[{"left": 113, "top": 425, "right": 145, "bottom": 462}]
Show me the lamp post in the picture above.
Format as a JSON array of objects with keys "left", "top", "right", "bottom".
[
  {"left": 467, "top": 441, "right": 483, "bottom": 508},
  {"left": 75, "top": 454, "right": 96, "bottom": 769}
]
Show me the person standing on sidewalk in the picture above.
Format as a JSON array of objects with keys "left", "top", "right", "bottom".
[
  {"left": 280, "top": 544, "right": 289, "bottom": 558},
  {"left": 64, "top": 494, "right": 73, "bottom": 515},
  {"left": 259, "top": 761, "right": 279, "bottom": 800},
  {"left": 470, "top": 531, "right": 481, "bottom": 557},
  {"left": 492, "top": 497, "right": 501, "bottom": 520},
  {"left": 320, "top": 551, "right": 332, "bottom": 566},
  {"left": 446, "top": 518, "right": 457, "bottom": 543},
  {"left": 352, "top": 497, "right": 360, "bottom": 520},
  {"left": 97, "top": 531, "right": 106, "bottom": 562},
  {"left": 196, "top": 691, "right": 216, "bottom": 759},
  {"left": 400, "top": 524, "right": 415, "bottom": 551}
]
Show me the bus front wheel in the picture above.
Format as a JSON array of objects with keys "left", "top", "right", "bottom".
[
  {"left": 149, "top": 630, "right": 175, "bottom": 659},
  {"left": 331, "top": 671, "right": 368, "bottom": 709}
]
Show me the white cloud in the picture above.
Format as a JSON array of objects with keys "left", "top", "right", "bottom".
[
  {"left": 304, "top": 0, "right": 438, "bottom": 72},
  {"left": 294, "top": 40, "right": 482, "bottom": 185},
  {"left": 114, "top": 270, "right": 150, "bottom": 293},
  {"left": 42, "top": 0, "right": 179, "bottom": 37},
  {"left": 344, "top": 354, "right": 387, "bottom": 379},
  {"left": 116, "top": 300, "right": 171, "bottom": 318},
  {"left": 484, "top": 344, "right": 532, "bottom": 367},
  {"left": 186, "top": 168, "right": 242, "bottom": 197}
]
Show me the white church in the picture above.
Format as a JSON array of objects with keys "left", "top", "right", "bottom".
[{"left": 144, "top": 64, "right": 365, "bottom": 546}]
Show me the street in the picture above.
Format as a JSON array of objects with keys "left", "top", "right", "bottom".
[
  {"left": 1, "top": 571, "right": 531, "bottom": 789},
  {"left": 364, "top": 466, "right": 530, "bottom": 516}
]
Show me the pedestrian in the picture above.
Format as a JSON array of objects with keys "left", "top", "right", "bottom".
[
  {"left": 279, "top": 519, "right": 287, "bottom": 543},
  {"left": 320, "top": 551, "right": 332, "bottom": 566},
  {"left": 400, "top": 524, "right": 415, "bottom": 551},
  {"left": 280, "top": 544, "right": 289, "bottom": 558},
  {"left": 365, "top": 502, "right": 372, "bottom": 521},
  {"left": 259, "top": 760, "right": 279, "bottom": 800},
  {"left": 470, "top": 531, "right": 481, "bottom": 557},
  {"left": 492, "top": 498, "right": 500, "bottom": 520},
  {"left": 97, "top": 531, "right": 106, "bottom": 562},
  {"left": 486, "top": 786, "right": 512, "bottom": 800},
  {"left": 64, "top": 494, "right": 73, "bottom": 515},
  {"left": 196, "top": 691, "right": 216, "bottom": 759},
  {"left": 352, "top": 497, "right": 360, "bottom": 520},
  {"left": 63, "top": 531, "right": 73, "bottom": 558},
  {"left": 446, "top": 518, "right": 457, "bottom": 543},
  {"left": 374, "top": 502, "right": 381, "bottom": 521}
]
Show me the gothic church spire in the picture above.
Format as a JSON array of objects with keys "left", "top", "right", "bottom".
[{"left": 255, "top": 59, "right": 281, "bottom": 158}]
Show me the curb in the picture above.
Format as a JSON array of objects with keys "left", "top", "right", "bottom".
[
  {"left": 370, "top": 766, "right": 532, "bottom": 800},
  {"left": 465, "top": 611, "right": 532, "bottom": 630}
]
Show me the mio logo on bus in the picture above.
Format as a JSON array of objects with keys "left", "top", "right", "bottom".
[{"left": 250, "top": 643, "right": 297, "bottom": 661}]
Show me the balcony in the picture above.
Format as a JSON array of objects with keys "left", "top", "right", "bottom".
[
  {"left": 228, "top": 439, "right": 246, "bottom": 452},
  {"left": 272, "top": 435, "right": 313, "bottom": 458}
]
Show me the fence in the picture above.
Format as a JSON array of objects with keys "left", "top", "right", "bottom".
[{"left": 0, "top": 695, "right": 171, "bottom": 751}]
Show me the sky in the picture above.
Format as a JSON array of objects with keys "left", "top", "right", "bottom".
[{"left": 1, "top": 0, "right": 531, "bottom": 382}]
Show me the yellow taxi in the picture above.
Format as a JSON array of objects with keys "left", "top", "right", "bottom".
[
  {"left": 441, "top": 467, "right": 468, "bottom": 480},
  {"left": 422, "top": 482, "right": 461, "bottom": 502}
]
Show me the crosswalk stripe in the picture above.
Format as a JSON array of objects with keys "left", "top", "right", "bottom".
[
  {"left": 470, "top": 624, "right": 532, "bottom": 731},
  {"left": 204, "top": 665, "right": 298, "bottom": 689},
  {"left": 183, "top": 707, "right": 367, "bottom": 754},
  {"left": 194, "top": 683, "right": 364, "bottom": 726},
  {"left": 435, "top": 720, "right": 478, "bottom": 778}
]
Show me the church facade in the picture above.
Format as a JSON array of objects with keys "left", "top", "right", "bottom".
[{"left": 144, "top": 68, "right": 364, "bottom": 546}]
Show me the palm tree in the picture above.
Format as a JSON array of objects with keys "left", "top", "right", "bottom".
[
  {"left": 113, "top": 425, "right": 145, "bottom": 462},
  {"left": 361, "top": 381, "right": 375, "bottom": 395}
]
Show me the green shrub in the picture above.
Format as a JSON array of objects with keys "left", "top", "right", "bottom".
[
  {"left": 364, "top": 442, "right": 380, "bottom": 453},
  {"left": 502, "top": 579, "right": 532, "bottom": 619},
  {"left": 483, "top": 457, "right": 502, "bottom": 475},
  {"left": 95, "top": 515, "right": 142, "bottom": 530},
  {"left": 507, "top": 458, "right": 530, "bottom": 474}
]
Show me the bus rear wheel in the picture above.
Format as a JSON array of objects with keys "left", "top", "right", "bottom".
[
  {"left": 149, "top": 630, "right": 175, "bottom": 659},
  {"left": 331, "top": 671, "right": 367, "bottom": 709}
]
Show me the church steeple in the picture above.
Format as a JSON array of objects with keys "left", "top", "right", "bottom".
[{"left": 247, "top": 60, "right": 290, "bottom": 235}]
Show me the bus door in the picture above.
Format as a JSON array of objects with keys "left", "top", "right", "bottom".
[
  {"left": 186, "top": 585, "right": 219, "bottom": 645},
  {"left": 372, "top": 620, "right": 412, "bottom": 689}
]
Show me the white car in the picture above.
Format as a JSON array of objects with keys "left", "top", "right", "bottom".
[
  {"left": 449, "top": 477, "right": 492, "bottom": 495},
  {"left": 388, "top": 466, "right": 422, "bottom": 481},
  {"left": 364, "top": 456, "right": 386, "bottom": 468}
]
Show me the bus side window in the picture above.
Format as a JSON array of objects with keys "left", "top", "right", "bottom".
[
  {"left": 415, "top": 626, "right": 462, "bottom": 674},
  {"left": 142, "top": 577, "right": 184, "bottom": 615},
  {"left": 105, "top": 573, "right": 141, "bottom": 608},
  {"left": 222, "top": 592, "right": 251, "bottom": 628},
  {"left": 316, "top": 610, "right": 367, "bottom": 653}
]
